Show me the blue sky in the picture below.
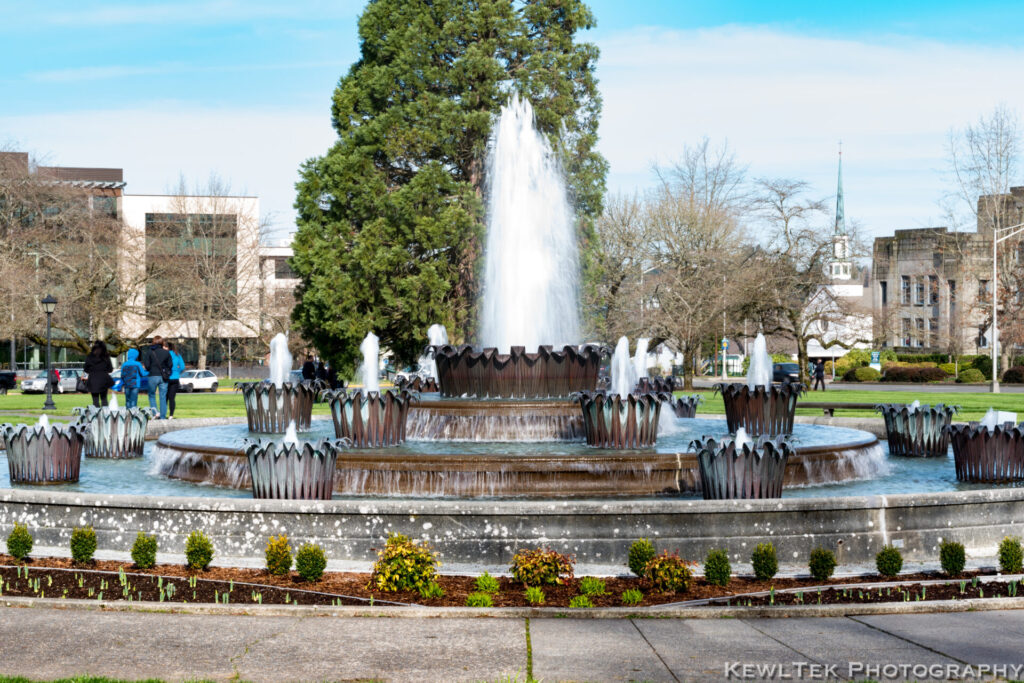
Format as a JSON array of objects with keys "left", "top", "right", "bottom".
[{"left": 4, "top": 1, "right": 1024, "bottom": 243}]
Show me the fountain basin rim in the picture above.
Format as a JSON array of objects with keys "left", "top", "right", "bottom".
[{"left": 3, "top": 481, "right": 1024, "bottom": 515}]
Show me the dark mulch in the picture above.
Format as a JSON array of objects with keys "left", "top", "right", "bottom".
[{"left": 0, "top": 553, "right": 1000, "bottom": 608}]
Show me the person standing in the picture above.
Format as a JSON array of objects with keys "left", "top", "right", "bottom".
[
  {"left": 145, "top": 335, "right": 172, "bottom": 419},
  {"left": 116, "top": 348, "right": 146, "bottom": 409},
  {"left": 301, "top": 355, "right": 316, "bottom": 381},
  {"left": 83, "top": 340, "right": 114, "bottom": 407},
  {"left": 164, "top": 340, "right": 186, "bottom": 419},
  {"left": 813, "top": 358, "right": 826, "bottom": 391}
]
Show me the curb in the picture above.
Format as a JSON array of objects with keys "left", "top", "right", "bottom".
[{"left": 4, "top": 595, "right": 1024, "bottom": 620}]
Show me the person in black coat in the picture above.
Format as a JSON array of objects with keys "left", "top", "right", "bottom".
[
  {"left": 301, "top": 355, "right": 316, "bottom": 381},
  {"left": 812, "top": 358, "right": 826, "bottom": 391},
  {"left": 83, "top": 340, "right": 114, "bottom": 407}
]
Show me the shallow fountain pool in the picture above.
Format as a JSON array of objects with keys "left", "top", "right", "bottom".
[{"left": 0, "top": 417, "right": 1014, "bottom": 499}]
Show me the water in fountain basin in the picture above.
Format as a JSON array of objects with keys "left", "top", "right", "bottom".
[
  {"left": 359, "top": 332, "right": 380, "bottom": 393},
  {"left": 478, "top": 94, "right": 580, "bottom": 353},
  {"left": 268, "top": 333, "right": 292, "bottom": 389},
  {"left": 609, "top": 336, "right": 636, "bottom": 399},
  {"left": 746, "top": 333, "right": 772, "bottom": 390},
  {"left": 633, "top": 338, "right": 649, "bottom": 381}
]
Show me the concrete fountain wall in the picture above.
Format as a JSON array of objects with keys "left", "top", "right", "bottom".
[{"left": 3, "top": 486, "right": 1024, "bottom": 571}]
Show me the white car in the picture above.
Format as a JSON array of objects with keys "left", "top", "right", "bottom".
[{"left": 178, "top": 370, "right": 219, "bottom": 393}]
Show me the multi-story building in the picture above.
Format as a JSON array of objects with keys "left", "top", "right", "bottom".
[
  {"left": 869, "top": 189, "right": 1024, "bottom": 354},
  {"left": 259, "top": 244, "right": 301, "bottom": 338}
]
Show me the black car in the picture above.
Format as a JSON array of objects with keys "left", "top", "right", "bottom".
[
  {"left": 0, "top": 371, "right": 14, "bottom": 394},
  {"left": 772, "top": 362, "right": 800, "bottom": 383}
]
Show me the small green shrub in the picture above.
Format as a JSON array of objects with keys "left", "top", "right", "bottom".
[
  {"left": 294, "top": 543, "right": 327, "bottom": 582},
  {"left": 370, "top": 533, "right": 439, "bottom": 592},
  {"left": 938, "top": 362, "right": 957, "bottom": 376},
  {"left": 621, "top": 588, "right": 644, "bottom": 606},
  {"left": 509, "top": 548, "right": 574, "bottom": 586},
  {"left": 643, "top": 551, "right": 694, "bottom": 593},
  {"left": 131, "top": 532, "right": 158, "bottom": 569},
  {"left": 883, "top": 366, "right": 947, "bottom": 382},
  {"left": 751, "top": 543, "right": 778, "bottom": 581},
  {"left": 579, "top": 576, "right": 607, "bottom": 596},
  {"left": 265, "top": 535, "right": 293, "bottom": 576},
  {"left": 972, "top": 355, "right": 994, "bottom": 379},
  {"left": 1002, "top": 366, "right": 1024, "bottom": 384},
  {"left": 475, "top": 572, "right": 501, "bottom": 594},
  {"left": 419, "top": 582, "right": 444, "bottom": 599},
  {"left": 465, "top": 591, "right": 494, "bottom": 607},
  {"left": 569, "top": 595, "right": 594, "bottom": 608},
  {"left": 628, "top": 538, "right": 656, "bottom": 577},
  {"left": 808, "top": 547, "right": 837, "bottom": 582},
  {"left": 524, "top": 586, "right": 545, "bottom": 605},
  {"left": 184, "top": 530, "right": 214, "bottom": 570},
  {"left": 69, "top": 526, "right": 97, "bottom": 564},
  {"left": 6, "top": 523, "right": 33, "bottom": 561},
  {"left": 703, "top": 548, "right": 731, "bottom": 587},
  {"left": 850, "top": 366, "right": 881, "bottom": 382},
  {"left": 956, "top": 368, "right": 985, "bottom": 384},
  {"left": 999, "top": 536, "right": 1023, "bottom": 573},
  {"left": 939, "top": 540, "right": 965, "bottom": 577},
  {"left": 876, "top": 544, "right": 903, "bottom": 577}
]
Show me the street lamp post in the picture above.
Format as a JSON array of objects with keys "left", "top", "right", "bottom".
[
  {"left": 41, "top": 294, "right": 57, "bottom": 411},
  {"left": 989, "top": 222, "right": 1024, "bottom": 393}
]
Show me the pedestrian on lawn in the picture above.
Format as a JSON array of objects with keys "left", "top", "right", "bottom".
[{"left": 83, "top": 340, "right": 114, "bottom": 407}]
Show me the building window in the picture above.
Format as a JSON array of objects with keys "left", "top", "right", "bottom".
[
  {"left": 929, "top": 275, "right": 939, "bottom": 304},
  {"left": 880, "top": 281, "right": 888, "bottom": 307},
  {"left": 948, "top": 279, "right": 956, "bottom": 304},
  {"left": 274, "top": 257, "right": 295, "bottom": 280},
  {"left": 915, "top": 278, "right": 925, "bottom": 305},
  {"left": 929, "top": 318, "right": 938, "bottom": 346},
  {"left": 92, "top": 196, "right": 117, "bottom": 218},
  {"left": 902, "top": 318, "right": 912, "bottom": 347},
  {"left": 980, "top": 279, "right": 990, "bottom": 298},
  {"left": 901, "top": 276, "right": 911, "bottom": 304},
  {"left": 916, "top": 318, "right": 925, "bottom": 347}
]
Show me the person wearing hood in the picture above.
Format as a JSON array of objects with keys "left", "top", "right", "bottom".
[{"left": 115, "top": 348, "right": 147, "bottom": 409}]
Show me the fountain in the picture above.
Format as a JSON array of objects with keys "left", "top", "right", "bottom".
[
  {"left": 2, "top": 416, "right": 86, "bottom": 484},
  {"left": 671, "top": 395, "right": 703, "bottom": 418},
  {"left": 323, "top": 332, "right": 414, "bottom": 448},
  {"left": 714, "top": 333, "right": 802, "bottom": 437},
  {"left": 692, "top": 429, "right": 793, "bottom": 499},
  {"left": 72, "top": 394, "right": 156, "bottom": 459},
  {"left": 946, "top": 409, "right": 1024, "bottom": 483},
  {"left": 431, "top": 95, "right": 605, "bottom": 398},
  {"left": 244, "top": 421, "right": 345, "bottom": 500},
  {"left": 239, "top": 333, "right": 317, "bottom": 433},
  {"left": 876, "top": 402, "right": 958, "bottom": 458},
  {"left": 576, "top": 337, "right": 668, "bottom": 449}
]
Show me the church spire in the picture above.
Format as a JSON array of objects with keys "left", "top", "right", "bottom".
[{"left": 835, "top": 141, "right": 846, "bottom": 236}]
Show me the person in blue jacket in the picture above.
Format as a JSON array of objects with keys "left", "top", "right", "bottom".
[
  {"left": 113, "top": 348, "right": 148, "bottom": 409},
  {"left": 164, "top": 340, "right": 186, "bottom": 419}
]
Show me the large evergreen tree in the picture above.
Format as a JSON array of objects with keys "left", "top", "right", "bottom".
[{"left": 292, "top": 0, "right": 607, "bottom": 372}]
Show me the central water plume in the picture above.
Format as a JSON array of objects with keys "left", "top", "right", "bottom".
[
  {"left": 358, "top": 332, "right": 380, "bottom": 393},
  {"left": 420, "top": 324, "right": 449, "bottom": 379},
  {"left": 746, "top": 333, "right": 772, "bottom": 390},
  {"left": 479, "top": 94, "right": 580, "bottom": 353}
]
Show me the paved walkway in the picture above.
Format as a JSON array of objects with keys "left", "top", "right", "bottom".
[{"left": 2, "top": 605, "right": 1024, "bottom": 682}]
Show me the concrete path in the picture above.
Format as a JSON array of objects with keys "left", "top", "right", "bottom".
[{"left": 3, "top": 605, "right": 1024, "bottom": 682}]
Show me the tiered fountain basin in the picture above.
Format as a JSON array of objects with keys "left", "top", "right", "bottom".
[
  {"left": 431, "top": 344, "right": 605, "bottom": 398},
  {"left": 150, "top": 414, "right": 882, "bottom": 498}
]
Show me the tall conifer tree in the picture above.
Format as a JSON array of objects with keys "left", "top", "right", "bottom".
[{"left": 292, "top": 0, "right": 606, "bottom": 371}]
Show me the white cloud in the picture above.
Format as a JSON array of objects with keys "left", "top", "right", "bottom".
[
  {"left": 595, "top": 26, "right": 1024, "bottom": 236},
  {"left": 0, "top": 104, "right": 337, "bottom": 244}
]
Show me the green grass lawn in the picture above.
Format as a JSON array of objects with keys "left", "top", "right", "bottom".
[{"left": 677, "top": 388, "right": 1024, "bottom": 421}]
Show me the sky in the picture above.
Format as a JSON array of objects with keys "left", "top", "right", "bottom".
[{"left": 3, "top": 1, "right": 1024, "bottom": 244}]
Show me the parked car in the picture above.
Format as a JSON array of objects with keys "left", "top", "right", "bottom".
[
  {"left": 20, "top": 369, "right": 85, "bottom": 394},
  {"left": 179, "top": 369, "right": 219, "bottom": 393},
  {"left": 772, "top": 362, "right": 801, "bottom": 383}
]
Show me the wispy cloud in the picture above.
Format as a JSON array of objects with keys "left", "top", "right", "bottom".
[
  {"left": 28, "top": 60, "right": 349, "bottom": 83},
  {"left": 17, "top": 1, "right": 362, "bottom": 28}
]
